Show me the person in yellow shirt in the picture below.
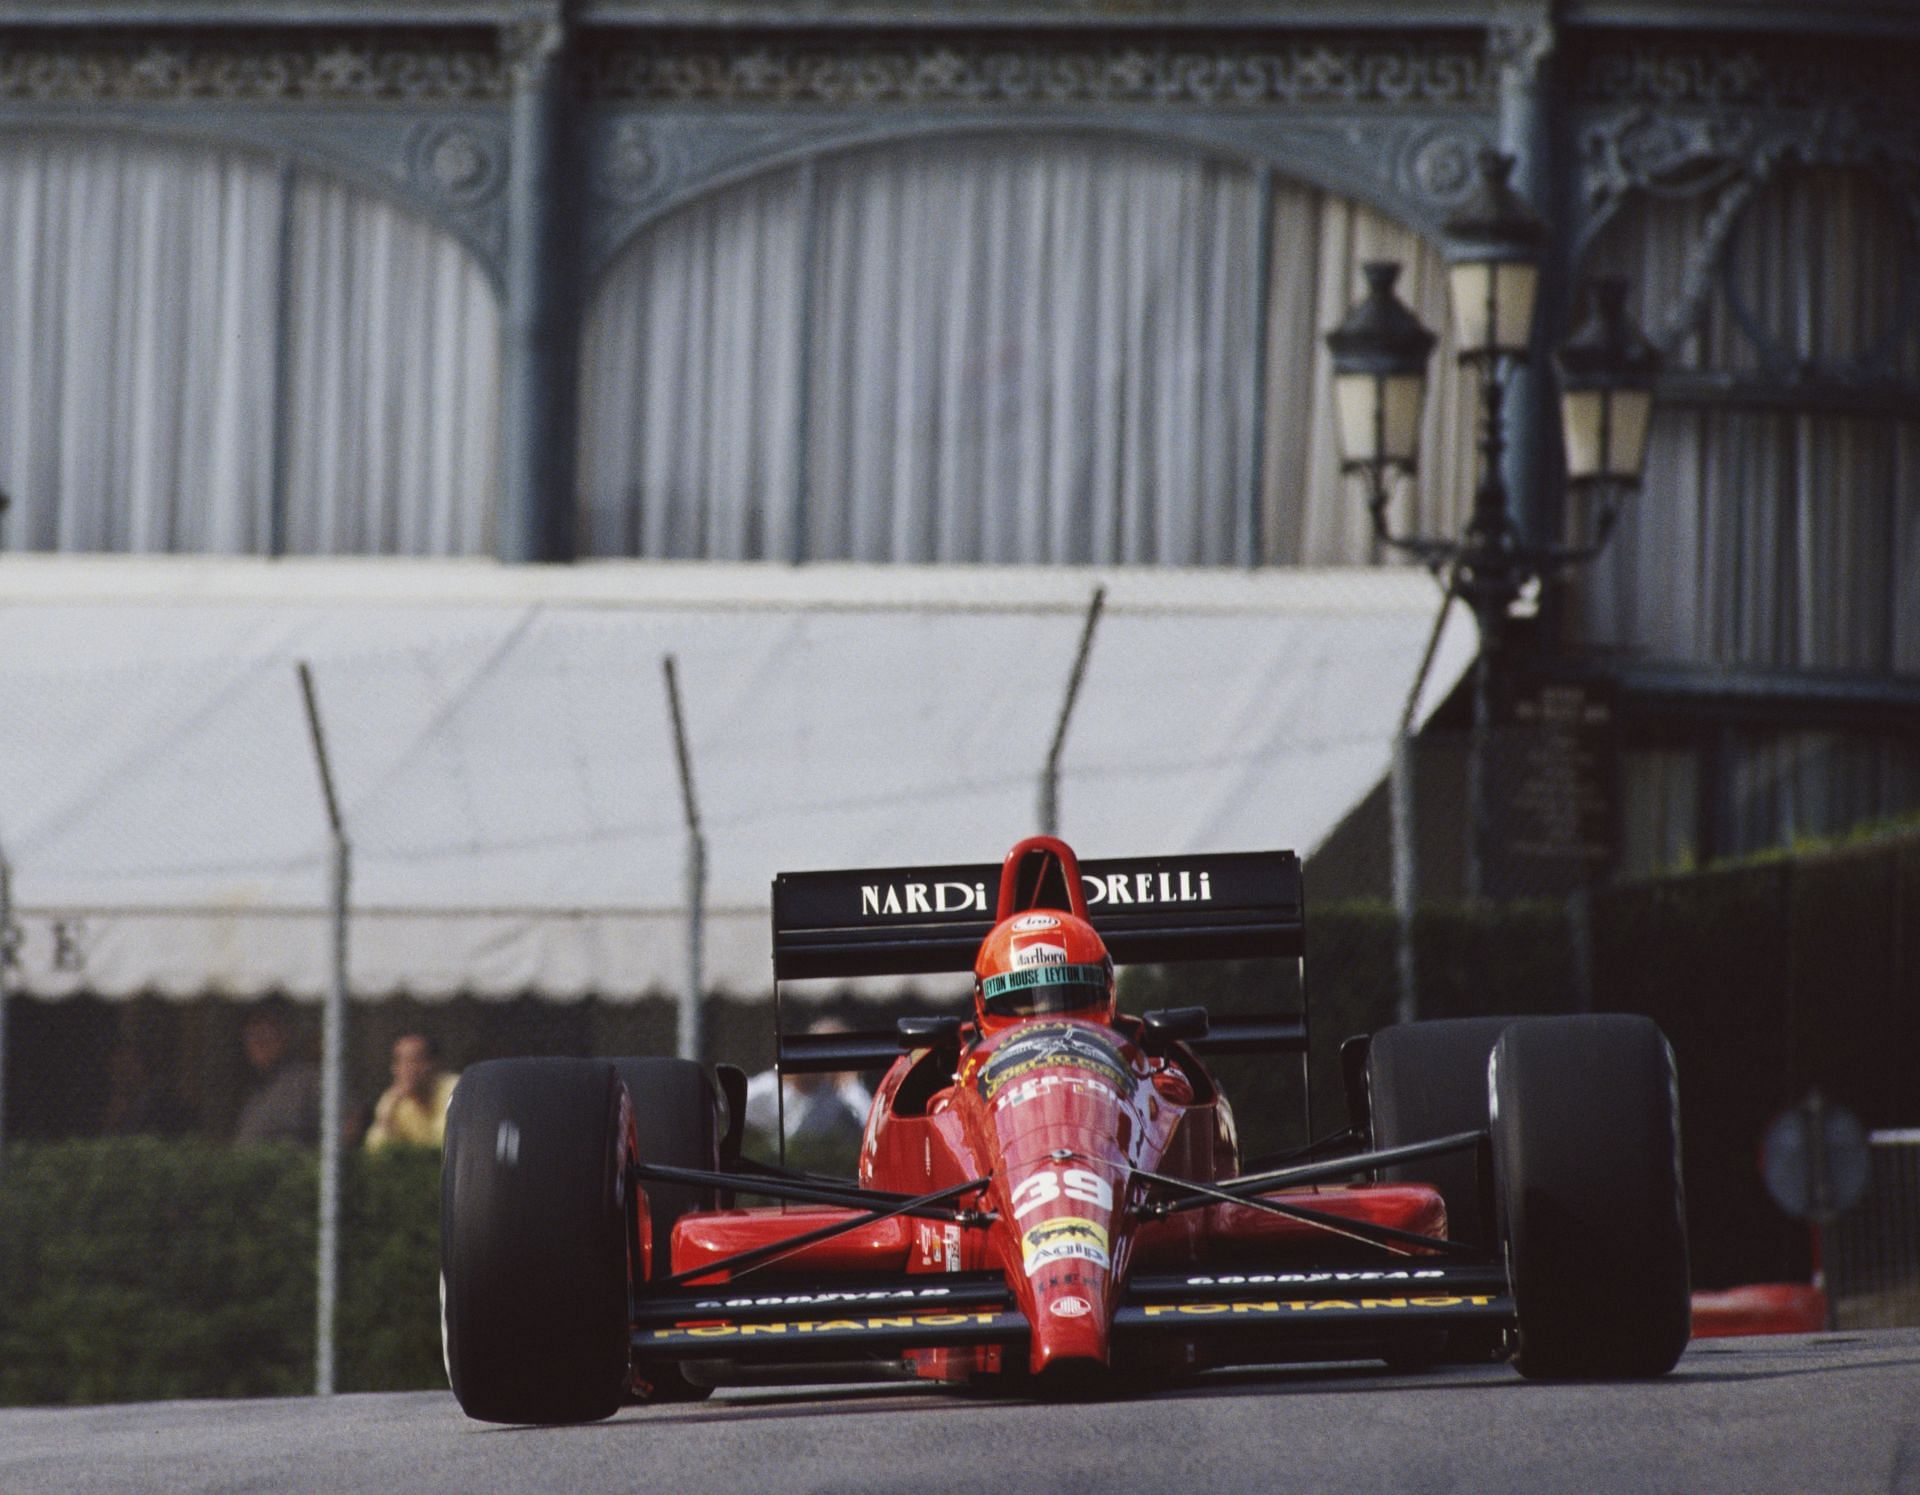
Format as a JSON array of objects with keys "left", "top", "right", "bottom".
[{"left": 364, "top": 1033, "right": 459, "bottom": 1150}]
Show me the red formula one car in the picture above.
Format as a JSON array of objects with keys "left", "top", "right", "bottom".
[{"left": 441, "top": 836, "right": 1691, "bottom": 1424}]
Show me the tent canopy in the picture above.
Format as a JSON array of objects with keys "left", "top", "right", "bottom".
[{"left": 0, "top": 557, "right": 1473, "bottom": 999}]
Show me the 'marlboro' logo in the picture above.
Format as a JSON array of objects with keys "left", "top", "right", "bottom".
[{"left": 858, "top": 868, "right": 1214, "bottom": 919}]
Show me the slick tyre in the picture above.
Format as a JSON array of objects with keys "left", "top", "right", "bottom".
[
  {"left": 1366, "top": 1016, "right": 1514, "bottom": 1249},
  {"left": 611, "top": 1057, "right": 723, "bottom": 1404},
  {"left": 441, "top": 1058, "right": 634, "bottom": 1424},
  {"left": 1491, "top": 1015, "right": 1691, "bottom": 1379},
  {"left": 611, "top": 1057, "right": 722, "bottom": 1264}
]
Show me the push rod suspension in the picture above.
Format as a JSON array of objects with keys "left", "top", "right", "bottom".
[
  {"left": 633, "top": 1160, "right": 958, "bottom": 1219},
  {"left": 1239, "top": 1126, "right": 1367, "bottom": 1175},
  {"left": 730, "top": 1153, "right": 898, "bottom": 1191},
  {"left": 1214, "top": 1129, "right": 1489, "bottom": 1199}
]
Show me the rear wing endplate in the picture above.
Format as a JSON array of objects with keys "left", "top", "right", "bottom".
[{"left": 772, "top": 850, "right": 1302, "bottom": 982}]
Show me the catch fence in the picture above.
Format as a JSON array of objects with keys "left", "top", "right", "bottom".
[
  {"left": 3, "top": 560, "right": 1915, "bottom": 1408},
  {"left": 0, "top": 559, "right": 1485, "bottom": 1404},
  {"left": 1830, "top": 1132, "right": 1920, "bottom": 1330}
]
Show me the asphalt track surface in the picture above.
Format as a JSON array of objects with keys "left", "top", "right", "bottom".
[{"left": 4, "top": 1330, "right": 1917, "bottom": 1494}]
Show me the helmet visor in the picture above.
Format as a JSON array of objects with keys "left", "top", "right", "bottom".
[{"left": 980, "top": 962, "right": 1111, "bottom": 1020}]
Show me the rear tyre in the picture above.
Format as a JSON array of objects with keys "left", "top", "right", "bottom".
[
  {"left": 441, "top": 1058, "right": 634, "bottom": 1424},
  {"left": 1366, "top": 1017, "right": 1514, "bottom": 1249},
  {"left": 612, "top": 1057, "right": 722, "bottom": 1404},
  {"left": 1491, "top": 1015, "right": 1691, "bottom": 1379}
]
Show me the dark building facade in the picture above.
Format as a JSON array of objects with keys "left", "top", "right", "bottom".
[{"left": 2, "top": 0, "right": 1917, "bottom": 876}]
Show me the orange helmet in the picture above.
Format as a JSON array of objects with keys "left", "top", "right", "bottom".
[
  {"left": 973, "top": 910, "right": 1115, "bottom": 1033},
  {"left": 972, "top": 836, "right": 1115, "bottom": 1034}
]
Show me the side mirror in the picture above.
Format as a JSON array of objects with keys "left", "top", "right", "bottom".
[
  {"left": 1339, "top": 1034, "right": 1373, "bottom": 1139},
  {"left": 898, "top": 1014, "right": 963, "bottom": 1054},
  {"left": 713, "top": 1063, "right": 749, "bottom": 1169},
  {"left": 1141, "top": 1006, "right": 1210, "bottom": 1051}
]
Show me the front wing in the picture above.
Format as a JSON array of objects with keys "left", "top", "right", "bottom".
[{"left": 630, "top": 1260, "right": 1513, "bottom": 1369}]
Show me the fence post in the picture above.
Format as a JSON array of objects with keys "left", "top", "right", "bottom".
[
  {"left": 1391, "top": 568, "right": 1461, "bottom": 1025},
  {"left": 1389, "top": 734, "right": 1418, "bottom": 1027},
  {"left": 1040, "top": 587, "right": 1106, "bottom": 837},
  {"left": 0, "top": 848, "right": 12, "bottom": 1168},
  {"left": 662, "top": 656, "right": 704, "bottom": 1064},
  {"left": 296, "top": 662, "right": 350, "bottom": 1397}
]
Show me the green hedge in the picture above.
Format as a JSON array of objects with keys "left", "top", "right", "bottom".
[{"left": 0, "top": 1141, "right": 443, "bottom": 1406}]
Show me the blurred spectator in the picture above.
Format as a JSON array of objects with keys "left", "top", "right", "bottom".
[
  {"left": 100, "top": 1040, "right": 193, "bottom": 1137},
  {"left": 364, "top": 1033, "right": 458, "bottom": 1151},
  {"left": 234, "top": 1004, "right": 321, "bottom": 1145},
  {"left": 743, "top": 1019, "right": 872, "bottom": 1148}
]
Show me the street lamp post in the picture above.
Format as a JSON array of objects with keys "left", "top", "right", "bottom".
[
  {"left": 1445, "top": 149, "right": 1546, "bottom": 900},
  {"left": 1325, "top": 149, "right": 1660, "bottom": 902}
]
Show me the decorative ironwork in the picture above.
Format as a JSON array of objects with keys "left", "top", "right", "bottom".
[
  {"left": 0, "top": 35, "right": 509, "bottom": 104},
  {"left": 1579, "top": 101, "right": 1920, "bottom": 366},
  {"left": 1488, "top": 14, "right": 1556, "bottom": 89},
  {"left": 500, "top": 17, "right": 565, "bottom": 92},
  {"left": 1408, "top": 126, "right": 1485, "bottom": 206},
  {"left": 1574, "top": 36, "right": 1920, "bottom": 113},
  {"left": 595, "top": 118, "right": 660, "bottom": 205},
  {"left": 408, "top": 120, "right": 507, "bottom": 208},
  {"left": 585, "top": 36, "right": 1491, "bottom": 108}
]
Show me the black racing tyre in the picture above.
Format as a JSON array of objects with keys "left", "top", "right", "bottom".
[
  {"left": 1491, "top": 1015, "right": 1691, "bottom": 1379},
  {"left": 611, "top": 1057, "right": 722, "bottom": 1404},
  {"left": 1366, "top": 1017, "right": 1514, "bottom": 1249},
  {"left": 441, "top": 1058, "right": 634, "bottom": 1424},
  {"left": 610, "top": 1057, "right": 722, "bottom": 1268}
]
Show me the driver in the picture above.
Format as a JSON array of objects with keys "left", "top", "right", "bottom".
[{"left": 972, "top": 909, "right": 1116, "bottom": 1036}]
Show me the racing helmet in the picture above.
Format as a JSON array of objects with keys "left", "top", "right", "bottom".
[{"left": 973, "top": 909, "right": 1116, "bottom": 1034}]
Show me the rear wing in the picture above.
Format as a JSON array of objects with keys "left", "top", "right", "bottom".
[{"left": 771, "top": 850, "right": 1302, "bottom": 983}]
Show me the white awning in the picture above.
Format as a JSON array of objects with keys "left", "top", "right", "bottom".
[{"left": 0, "top": 557, "right": 1473, "bottom": 1000}]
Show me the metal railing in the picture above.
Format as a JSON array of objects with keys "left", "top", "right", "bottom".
[{"left": 1829, "top": 1131, "right": 1920, "bottom": 1330}]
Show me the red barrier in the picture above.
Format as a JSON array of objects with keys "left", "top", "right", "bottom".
[{"left": 1690, "top": 1283, "right": 1827, "bottom": 1338}]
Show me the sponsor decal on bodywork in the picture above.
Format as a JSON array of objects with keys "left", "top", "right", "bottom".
[
  {"left": 1022, "top": 1217, "right": 1111, "bottom": 1273},
  {"left": 850, "top": 869, "right": 1214, "bottom": 922},
  {"left": 1141, "top": 1296, "right": 1497, "bottom": 1318},
  {"left": 1080, "top": 870, "right": 1212, "bottom": 908},
  {"left": 691, "top": 1285, "right": 961, "bottom": 1311},
  {"left": 992, "top": 1072, "right": 1122, "bottom": 1112},
  {"left": 916, "top": 1221, "right": 965, "bottom": 1272},
  {"left": 978, "top": 1022, "right": 1134, "bottom": 1099},
  {"left": 1049, "top": 1296, "right": 1092, "bottom": 1318},
  {"left": 646, "top": 1310, "right": 1012, "bottom": 1345},
  {"left": 1181, "top": 1269, "right": 1450, "bottom": 1287},
  {"left": 859, "top": 881, "right": 989, "bottom": 917}
]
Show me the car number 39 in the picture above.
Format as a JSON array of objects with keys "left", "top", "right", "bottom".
[{"left": 1011, "top": 1168, "right": 1113, "bottom": 1220}]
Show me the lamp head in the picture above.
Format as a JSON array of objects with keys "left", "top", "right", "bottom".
[
  {"left": 1555, "top": 276, "right": 1661, "bottom": 491},
  {"left": 1443, "top": 150, "right": 1545, "bottom": 361},
  {"left": 1325, "top": 261, "right": 1437, "bottom": 472}
]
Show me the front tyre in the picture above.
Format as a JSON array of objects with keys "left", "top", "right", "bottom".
[
  {"left": 612, "top": 1057, "right": 722, "bottom": 1404},
  {"left": 1366, "top": 1016, "right": 1515, "bottom": 1249},
  {"left": 441, "top": 1058, "right": 634, "bottom": 1424},
  {"left": 1491, "top": 1016, "right": 1691, "bottom": 1379}
]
